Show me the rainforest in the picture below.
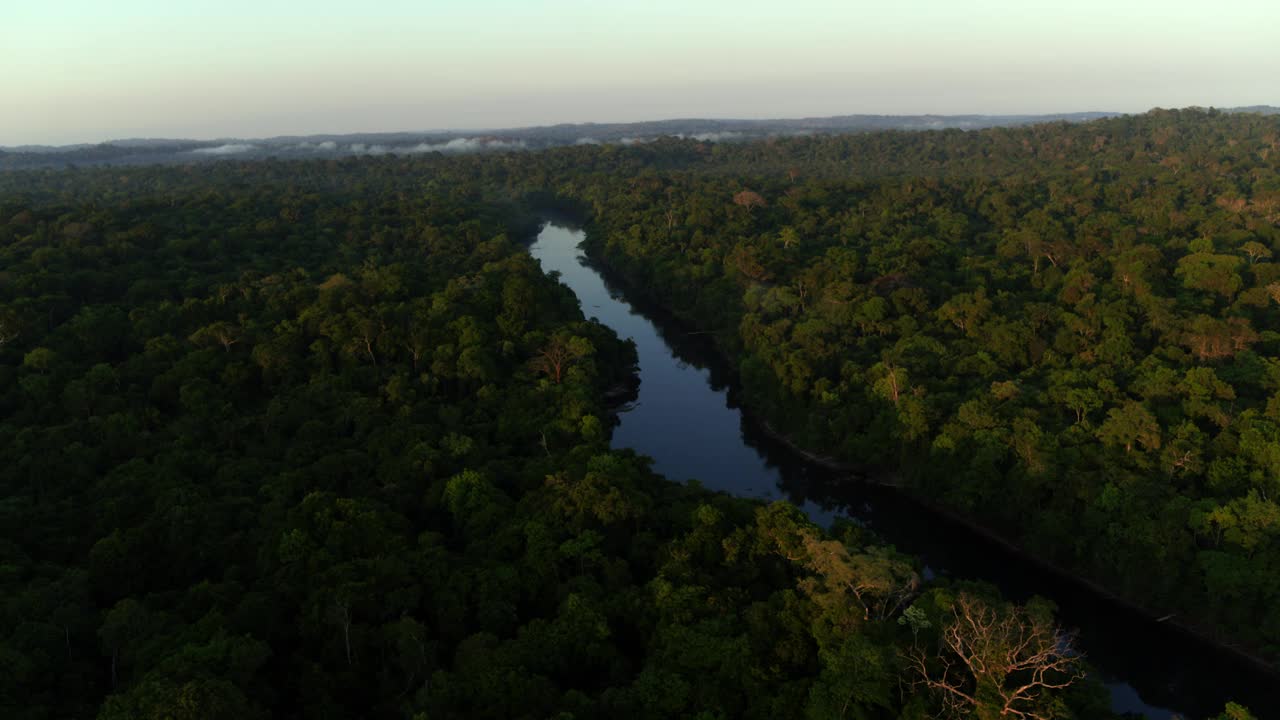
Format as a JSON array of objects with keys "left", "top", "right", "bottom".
[{"left": 0, "top": 109, "right": 1276, "bottom": 719}]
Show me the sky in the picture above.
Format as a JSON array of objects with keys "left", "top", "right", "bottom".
[{"left": 3, "top": 0, "right": 1278, "bottom": 145}]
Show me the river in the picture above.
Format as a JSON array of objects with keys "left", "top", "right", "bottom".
[{"left": 529, "top": 220, "right": 1276, "bottom": 719}]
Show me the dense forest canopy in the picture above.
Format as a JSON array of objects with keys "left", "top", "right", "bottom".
[
  {"left": 555, "top": 109, "right": 1280, "bottom": 667},
  {"left": 0, "top": 108, "right": 1273, "bottom": 719}
]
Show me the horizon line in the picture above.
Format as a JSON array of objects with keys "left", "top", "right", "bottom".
[{"left": 5, "top": 104, "right": 1277, "bottom": 150}]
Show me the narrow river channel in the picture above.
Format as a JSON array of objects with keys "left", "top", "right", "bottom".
[{"left": 529, "top": 220, "right": 1277, "bottom": 719}]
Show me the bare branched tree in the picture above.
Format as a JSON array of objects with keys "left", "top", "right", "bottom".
[{"left": 905, "top": 593, "right": 1085, "bottom": 720}]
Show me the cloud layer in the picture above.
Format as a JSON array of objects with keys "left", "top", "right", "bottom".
[
  {"left": 178, "top": 130, "right": 757, "bottom": 162},
  {"left": 191, "top": 143, "right": 257, "bottom": 155}
]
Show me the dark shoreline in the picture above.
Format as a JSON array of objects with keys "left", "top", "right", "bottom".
[{"left": 749, "top": 408, "right": 1280, "bottom": 679}]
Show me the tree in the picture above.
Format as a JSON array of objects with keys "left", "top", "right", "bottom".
[
  {"left": 98, "top": 677, "right": 265, "bottom": 720},
  {"left": 1175, "top": 251, "right": 1244, "bottom": 299},
  {"left": 544, "top": 454, "right": 645, "bottom": 529},
  {"left": 1240, "top": 241, "right": 1272, "bottom": 264},
  {"left": 1212, "top": 702, "right": 1258, "bottom": 720},
  {"left": 804, "top": 634, "right": 894, "bottom": 720},
  {"left": 779, "top": 226, "right": 801, "bottom": 250},
  {"left": 443, "top": 470, "right": 511, "bottom": 539},
  {"left": 759, "top": 507, "right": 918, "bottom": 626},
  {"left": 531, "top": 334, "right": 592, "bottom": 384},
  {"left": 937, "top": 290, "right": 991, "bottom": 335},
  {"left": 870, "top": 362, "right": 909, "bottom": 407},
  {"left": 1096, "top": 401, "right": 1161, "bottom": 453},
  {"left": 1060, "top": 387, "right": 1102, "bottom": 426},
  {"left": 905, "top": 593, "right": 1084, "bottom": 720},
  {"left": 1181, "top": 316, "right": 1258, "bottom": 361},
  {"left": 99, "top": 598, "right": 151, "bottom": 689},
  {"left": 23, "top": 346, "right": 56, "bottom": 372},
  {"left": 1202, "top": 491, "right": 1280, "bottom": 555},
  {"left": 398, "top": 299, "right": 436, "bottom": 371},
  {"left": 732, "top": 189, "right": 767, "bottom": 213},
  {"left": 189, "top": 321, "right": 243, "bottom": 353}
]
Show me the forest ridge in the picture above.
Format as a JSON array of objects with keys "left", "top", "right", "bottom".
[{"left": 0, "top": 108, "right": 1274, "bottom": 719}]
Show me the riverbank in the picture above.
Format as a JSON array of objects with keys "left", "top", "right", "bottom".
[{"left": 566, "top": 217, "right": 1280, "bottom": 696}]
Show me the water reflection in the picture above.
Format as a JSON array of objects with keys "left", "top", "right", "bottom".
[{"left": 529, "top": 221, "right": 1275, "bottom": 720}]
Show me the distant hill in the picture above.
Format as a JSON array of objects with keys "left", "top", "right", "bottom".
[
  {"left": 1227, "top": 105, "right": 1280, "bottom": 115},
  {"left": 0, "top": 111, "right": 1135, "bottom": 171},
  {"left": 12, "top": 106, "right": 1276, "bottom": 170}
]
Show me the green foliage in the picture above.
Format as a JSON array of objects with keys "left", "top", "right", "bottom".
[
  {"left": 4, "top": 109, "right": 1271, "bottom": 718},
  {"left": 569, "top": 109, "right": 1280, "bottom": 671},
  {"left": 1212, "top": 702, "right": 1259, "bottom": 720}
]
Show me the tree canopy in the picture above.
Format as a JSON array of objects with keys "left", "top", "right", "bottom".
[{"left": 0, "top": 108, "right": 1272, "bottom": 718}]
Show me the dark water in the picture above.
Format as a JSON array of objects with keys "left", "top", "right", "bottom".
[{"left": 529, "top": 221, "right": 1277, "bottom": 720}]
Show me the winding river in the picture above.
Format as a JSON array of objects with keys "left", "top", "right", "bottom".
[{"left": 529, "top": 220, "right": 1277, "bottom": 719}]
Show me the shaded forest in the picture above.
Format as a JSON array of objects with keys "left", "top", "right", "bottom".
[{"left": 0, "top": 109, "right": 1272, "bottom": 719}]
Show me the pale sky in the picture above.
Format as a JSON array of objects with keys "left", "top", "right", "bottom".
[{"left": 3, "top": 0, "right": 1277, "bottom": 145}]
